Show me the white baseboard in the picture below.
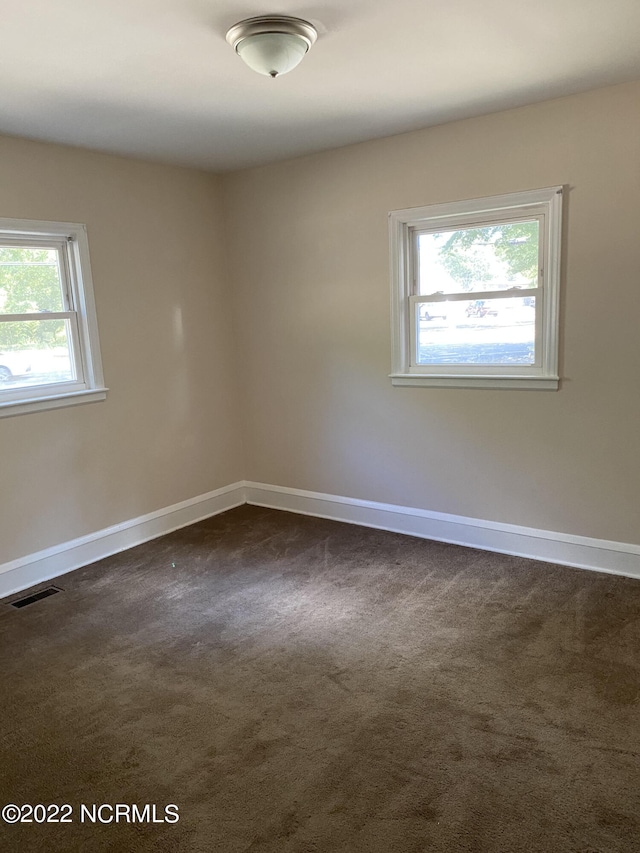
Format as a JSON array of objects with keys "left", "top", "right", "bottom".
[
  {"left": 0, "top": 482, "right": 245, "bottom": 600},
  {"left": 245, "top": 482, "right": 640, "bottom": 581},
  {"left": 3, "top": 479, "right": 638, "bottom": 601}
]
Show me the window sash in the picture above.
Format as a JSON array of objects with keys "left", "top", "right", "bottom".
[
  {"left": 0, "top": 238, "right": 85, "bottom": 392},
  {"left": 408, "top": 212, "right": 545, "bottom": 371},
  {"left": 411, "top": 212, "right": 545, "bottom": 296},
  {"left": 0, "top": 312, "right": 74, "bottom": 321},
  {"left": 0, "top": 315, "right": 86, "bottom": 402},
  {"left": 410, "top": 288, "right": 541, "bottom": 304},
  {"left": 0, "top": 238, "right": 70, "bottom": 313},
  {"left": 409, "top": 293, "right": 542, "bottom": 372}
]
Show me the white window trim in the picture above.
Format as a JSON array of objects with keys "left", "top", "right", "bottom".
[
  {"left": 0, "top": 218, "right": 107, "bottom": 418},
  {"left": 389, "top": 187, "right": 563, "bottom": 390}
]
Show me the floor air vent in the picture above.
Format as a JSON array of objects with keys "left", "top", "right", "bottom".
[{"left": 9, "top": 586, "right": 63, "bottom": 609}]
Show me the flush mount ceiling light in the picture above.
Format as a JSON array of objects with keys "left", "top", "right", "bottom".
[{"left": 225, "top": 15, "right": 318, "bottom": 78}]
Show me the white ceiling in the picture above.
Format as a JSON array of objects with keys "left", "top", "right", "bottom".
[{"left": 2, "top": 0, "right": 640, "bottom": 172}]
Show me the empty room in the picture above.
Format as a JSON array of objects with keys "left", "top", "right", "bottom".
[{"left": 0, "top": 2, "right": 639, "bottom": 851}]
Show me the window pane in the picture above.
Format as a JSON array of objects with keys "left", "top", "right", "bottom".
[
  {"left": 418, "top": 220, "right": 539, "bottom": 295},
  {"left": 417, "top": 297, "right": 536, "bottom": 365},
  {"left": 0, "top": 246, "right": 64, "bottom": 314},
  {"left": 0, "top": 319, "right": 76, "bottom": 388}
]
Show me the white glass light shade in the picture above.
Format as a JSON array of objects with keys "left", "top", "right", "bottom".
[
  {"left": 226, "top": 16, "right": 318, "bottom": 78},
  {"left": 236, "top": 32, "right": 308, "bottom": 77}
]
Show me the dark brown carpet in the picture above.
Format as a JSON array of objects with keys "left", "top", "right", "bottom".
[{"left": 1, "top": 505, "right": 639, "bottom": 853}]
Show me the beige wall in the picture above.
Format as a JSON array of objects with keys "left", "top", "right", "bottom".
[
  {"left": 1, "top": 137, "right": 244, "bottom": 563},
  {"left": 222, "top": 81, "right": 640, "bottom": 545}
]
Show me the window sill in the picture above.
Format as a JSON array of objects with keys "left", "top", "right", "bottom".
[
  {"left": 0, "top": 387, "right": 108, "bottom": 418},
  {"left": 390, "top": 374, "right": 559, "bottom": 390}
]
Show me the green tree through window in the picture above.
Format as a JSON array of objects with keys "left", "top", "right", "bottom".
[
  {"left": 436, "top": 221, "right": 539, "bottom": 289},
  {"left": 0, "top": 246, "right": 66, "bottom": 350}
]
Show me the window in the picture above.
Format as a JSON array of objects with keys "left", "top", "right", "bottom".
[
  {"left": 389, "top": 187, "right": 563, "bottom": 389},
  {"left": 0, "top": 218, "right": 106, "bottom": 417}
]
